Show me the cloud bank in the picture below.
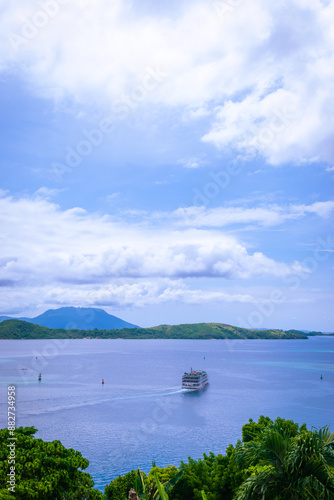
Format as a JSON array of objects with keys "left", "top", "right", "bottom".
[
  {"left": 0, "top": 192, "right": 310, "bottom": 313},
  {"left": 0, "top": 193, "right": 302, "bottom": 284},
  {"left": 1, "top": 0, "right": 334, "bottom": 166}
]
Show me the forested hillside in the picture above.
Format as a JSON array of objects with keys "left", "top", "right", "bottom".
[{"left": 0, "top": 319, "right": 322, "bottom": 340}]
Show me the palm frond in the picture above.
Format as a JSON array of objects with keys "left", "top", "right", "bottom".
[
  {"left": 164, "top": 470, "right": 183, "bottom": 493},
  {"left": 262, "top": 429, "right": 290, "bottom": 464},
  {"left": 133, "top": 468, "right": 146, "bottom": 499},
  {"left": 317, "top": 427, "right": 334, "bottom": 450},
  {"left": 153, "top": 472, "right": 168, "bottom": 500}
]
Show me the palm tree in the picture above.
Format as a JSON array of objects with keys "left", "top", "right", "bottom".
[{"left": 235, "top": 425, "right": 334, "bottom": 499}]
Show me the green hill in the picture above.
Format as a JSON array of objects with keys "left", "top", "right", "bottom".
[{"left": 0, "top": 319, "right": 323, "bottom": 340}]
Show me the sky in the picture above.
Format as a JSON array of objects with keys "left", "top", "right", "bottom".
[{"left": 0, "top": 0, "right": 334, "bottom": 330}]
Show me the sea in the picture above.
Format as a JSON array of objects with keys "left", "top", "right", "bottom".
[{"left": 0, "top": 337, "right": 333, "bottom": 492}]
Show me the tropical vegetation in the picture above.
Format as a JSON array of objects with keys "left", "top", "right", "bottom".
[
  {"left": 105, "top": 416, "right": 334, "bottom": 500},
  {"left": 1, "top": 416, "right": 333, "bottom": 499},
  {"left": 0, "top": 426, "right": 103, "bottom": 499},
  {"left": 0, "top": 318, "right": 325, "bottom": 340}
]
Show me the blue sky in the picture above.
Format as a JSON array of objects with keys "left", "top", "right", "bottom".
[{"left": 1, "top": 0, "right": 334, "bottom": 330}]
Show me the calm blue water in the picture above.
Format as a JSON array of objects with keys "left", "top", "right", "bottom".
[{"left": 0, "top": 337, "right": 333, "bottom": 492}]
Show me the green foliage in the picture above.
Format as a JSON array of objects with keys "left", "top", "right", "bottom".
[
  {"left": 162, "top": 470, "right": 183, "bottom": 495},
  {"left": 146, "top": 465, "right": 180, "bottom": 488},
  {"left": 166, "top": 452, "right": 224, "bottom": 500},
  {"left": 133, "top": 468, "right": 147, "bottom": 500},
  {"left": 212, "top": 444, "right": 247, "bottom": 499},
  {"left": 104, "top": 416, "right": 333, "bottom": 500},
  {"left": 104, "top": 470, "right": 138, "bottom": 499},
  {"left": 146, "top": 466, "right": 183, "bottom": 499},
  {"left": 241, "top": 415, "right": 306, "bottom": 443},
  {"left": 3, "top": 417, "right": 330, "bottom": 500},
  {"left": 235, "top": 422, "right": 334, "bottom": 499},
  {"left": 0, "top": 426, "right": 102, "bottom": 499},
  {"left": 0, "top": 319, "right": 312, "bottom": 340},
  {"left": 154, "top": 472, "right": 169, "bottom": 500},
  {"left": 122, "top": 467, "right": 182, "bottom": 500},
  {"left": 242, "top": 416, "right": 273, "bottom": 443}
]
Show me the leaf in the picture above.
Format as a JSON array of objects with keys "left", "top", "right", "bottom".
[
  {"left": 133, "top": 469, "right": 146, "bottom": 498},
  {"left": 154, "top": 472, "right": 168, "bottom": 500},
  {"left": 164, "top": 470, "right": 183, "bottom": 493}
]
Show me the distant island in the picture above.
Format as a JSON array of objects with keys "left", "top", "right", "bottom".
[
  {"left": 0, "top": 318, "right": 329, "bottom": 340},
  {"left": 0, "top": 306, "right": 138, "bottom": 330}
]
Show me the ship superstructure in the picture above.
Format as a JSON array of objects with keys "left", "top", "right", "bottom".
[{"left": 182, "top": 369, "right": 208, "bottom": 390}]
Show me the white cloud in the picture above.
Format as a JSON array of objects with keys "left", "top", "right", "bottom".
[
  {"left": 0, "top": 278, "right": 264, "bottom": 317},
  {"left": 0, "top": 193, "right": 301, "bottom": 285},
  {"left": 43, "top": 280, "right": 258, "bottom": 307},
  {"left": 178, "top": 157, "right": 208, "bottom": 169},
  {"left": 34, "top": 187, "right": 65, "bottom": 200},
  {"left": 1, "top": 0, "right": 334, "bottom": 165},
  {"left": 291, "top": 201, "right": 334, "bottom": 219},
  {"left": 172, "top": 201, "right": 334, "bottom": 227}
]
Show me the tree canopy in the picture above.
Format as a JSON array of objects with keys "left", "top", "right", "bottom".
[
  {"left": 105, "top": 416, "right": 334, "bottom": 500},
  {"left": 236, "top": 423, "right": 334, "bottom": 499},
  {"left": 0, "top": 426, "right": 102, "bottom": 499},
  {"left": 0, "top": 318, "right": 316, "bottom": 340},
  {"left": 1, "top": 416, "right": 333, "bottom": 500}
]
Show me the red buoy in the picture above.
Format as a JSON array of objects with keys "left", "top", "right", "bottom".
[{"left": 102, "top": 378, "right": 104, "bottom": 385}]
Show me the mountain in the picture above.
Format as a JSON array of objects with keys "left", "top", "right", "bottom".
[
  {"left": 0, "top": 319, "right": 324, "bottom": 340},
  {"left": 0, "top": 307, "right": 138, "bottom": 330}
]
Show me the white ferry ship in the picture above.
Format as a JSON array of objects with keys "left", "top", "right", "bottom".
[{"left": 182, "top": 369, "right": 209, "bottom": 391}]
